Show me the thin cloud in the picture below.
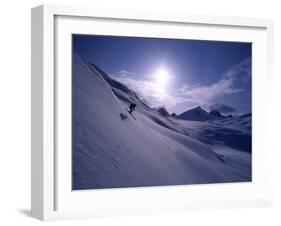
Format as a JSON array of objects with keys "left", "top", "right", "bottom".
[
  {"left": 223, "top": 56, "right": 251, "bottom": 80},
  {"left": 114, "top": 57, "right": 251, "bottom": 112},
  {"left": 118, "top": 70, "right": 134, "bottom": 77}
]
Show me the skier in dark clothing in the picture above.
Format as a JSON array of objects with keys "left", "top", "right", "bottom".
[{"left": 128, "top": 103, "right": 137, "bottom": 114}]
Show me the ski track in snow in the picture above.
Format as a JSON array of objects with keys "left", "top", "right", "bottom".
[{"left": 72, "top": 54, "right": 252, "bottom": 190}]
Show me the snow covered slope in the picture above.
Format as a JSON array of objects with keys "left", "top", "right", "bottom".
[
  {"left": 72, "top": 54, "right": 252, "bottom": 190},
  {"left": 175, "top": 114, "right": 252, "bottom": 153}
]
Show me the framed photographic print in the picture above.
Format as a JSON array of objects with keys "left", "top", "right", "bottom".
[{"left": 31, "top": 4, "right": 274, "bottom": 221}]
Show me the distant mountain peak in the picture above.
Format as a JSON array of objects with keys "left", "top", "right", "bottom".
[
  {"left": 194, "top": 106, "right": 202, "bottom": 110},
  {"left": 178, "top": 105, "right": 231, "bottom": 121},
  {"left": 154, "top": 106, "right": 170, "bottom": 117},
  {"left": 178, "top": 106, "right": 213, "bottom": 121},
  {"left": 210, "top": 103, "right": 236, "bottom": 114},
  {"left": 209, "top": 109, "right": 223, "bottom": 118}
]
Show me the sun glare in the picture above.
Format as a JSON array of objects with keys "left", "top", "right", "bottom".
[{"left": 154, "top": 68, "right": 170, "bottom": 97}]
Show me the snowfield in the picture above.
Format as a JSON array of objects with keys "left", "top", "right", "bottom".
[{"left": 72, "top": 54, "right": 252, "bottom": 190}]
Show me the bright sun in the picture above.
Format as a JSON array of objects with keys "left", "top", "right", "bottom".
[{"left": 154, "top": 68, "right": 170, "bottom": 97}]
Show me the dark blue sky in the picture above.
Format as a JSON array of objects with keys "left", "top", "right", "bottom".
[{"left": 73, "top": 34, "right": 252, "bottom": 114}]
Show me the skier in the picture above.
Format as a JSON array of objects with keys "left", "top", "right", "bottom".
[{"left": 128, "top": 103, "right": 137, "bottom": 114}]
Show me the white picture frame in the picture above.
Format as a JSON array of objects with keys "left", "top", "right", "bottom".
[{"left": 31, "top": 4, "right": 274, "bottom": 221}]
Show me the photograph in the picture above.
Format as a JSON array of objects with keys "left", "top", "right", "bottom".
[{"left": 72, "top": 34, "right": 252, "bottom": 190}]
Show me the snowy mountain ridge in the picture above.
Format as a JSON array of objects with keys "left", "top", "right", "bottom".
[
  {"left": 209, "top": 103, "right": 237, "bottom": 114},
  {"left": 178, "top": 105, "right": 246, "bottom": 121},
  {"left": 178, "top": 106, "right": 215, "bottom": 121}
]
